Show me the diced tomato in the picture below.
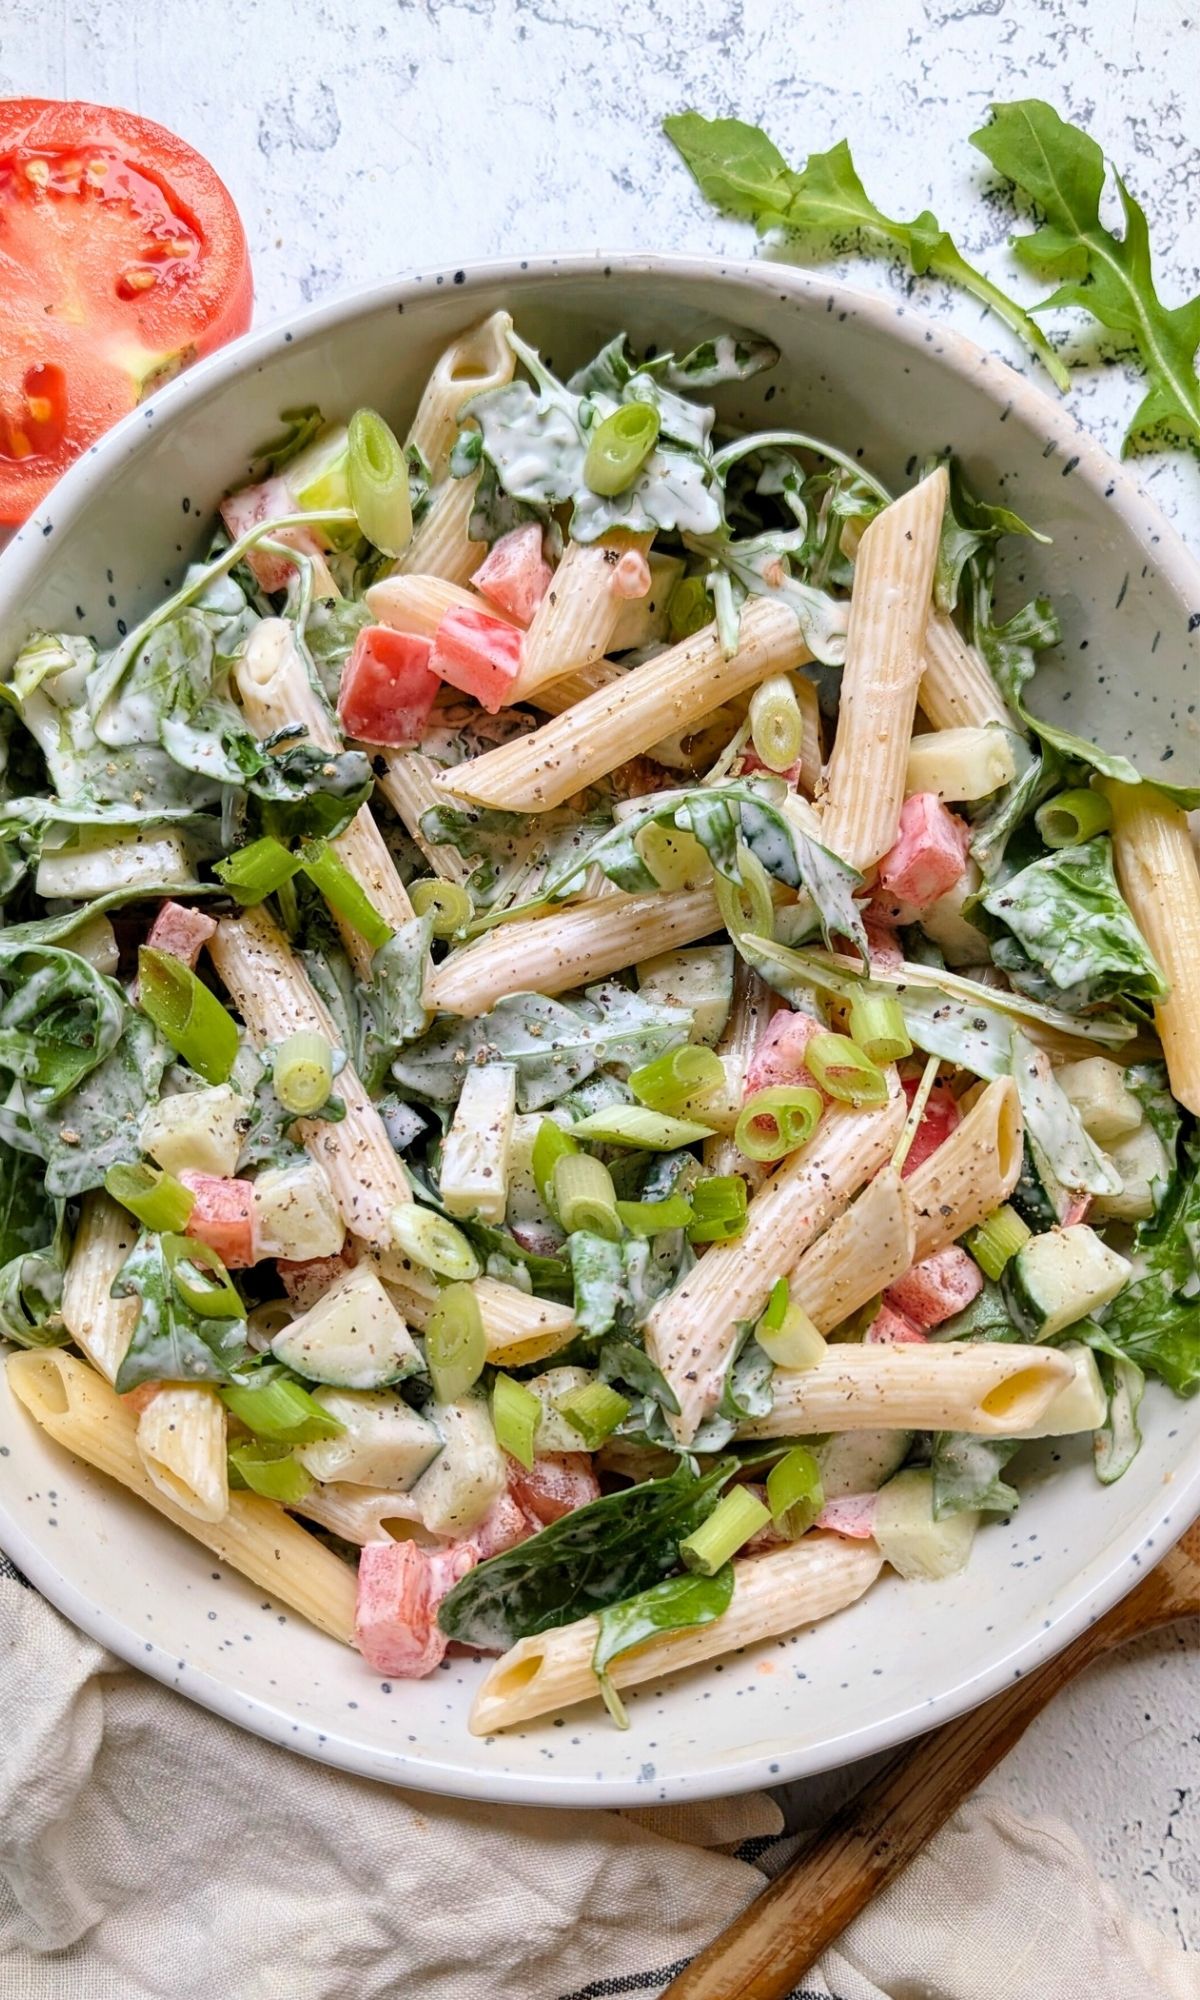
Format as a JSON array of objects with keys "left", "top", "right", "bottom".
[
  {"left": 0, "top": 100, "right": 252, "bottom": 524},
  {"left": 354, "top": 1539, "right": 478, "bottom": 1677},
  {"left": 864, "top": 1302, "right": 926, "bottom": 1345},
  {"left": 611, "top": 549, "right": 652, "bottom": 599},
  {"left": 507, "top": 1452, "right": 601, "bottom": 1526},
  {"left": 900, "top": 1075, "right": 962, "bottom": 1179},
  {"left": 220, "top": 476, "right": 334, "bottom": 596},
  {"left": 430, "top": 606, "right": 523, "bottom": 713},
  {"left": 473, "top": 1491, "right": 538, "bottom": 1559},
  {"left": 179, "top": 1172, "right": 257, "bottom": 1269},
  {"left": 815, "top": 1493, "right": 879, "bottom": 1538},
  {"left": 277, "top": 1241, "right": 356, "bottom": 1310},
  {"left": 121, "top": 1382, "right": 162, "bottom": 1416},
  {"left": 146, "top": 900, "right": 217, "bottom": 970},
  {"left": 863, "top": 919, "right": 905, "bottom": 971},
  {"left": 741, "top": 748, "right": 803, "bottom": 789},
  {"left": 746, "top": 1008, "right": 823, "bottom": 1097},
  {"left": 1063, "top": 1194, "right": 1093, "bottom": 1228},
  {"left": 886, "top": 1245, "right": 983, "bottom": 1330},
  {"left": 877, "top": 795, "right": 970, "bottom": 917},
  {"left": 472, "top": 524, "right": 552, "bottom": 625},
  {"left": 337, "top": 624, "right": 440, "bottom": 747}
]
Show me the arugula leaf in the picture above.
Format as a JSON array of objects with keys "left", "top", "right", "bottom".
[
  {"left": 1103, "top": 1136, "right": 1200, "bottom": 1394},
  {"left": 934, "top": 459, "right": 1049, "bottom": 615},
  {"left": 683, "top": 524, "right": 850, "bottom": 666},
  {"left": 568, "top": 1231, "right": 683, "bottom": 1344},
  {"left": 663, "top": 113, "right": 1069, "bottom": 390},
  {"left": 357, "top": 914, "right": 434, "bottom": 1092},
  {"left": 113, "top": 1233, "right": 251, "bottom": 1393},
  {"left": 592, "top": 1564, "right": 734, "bottom": 1727},
  {"left": 437, "top": 1457, "right": 733, "bottom": 1650},
  {"left": 665, "top": 333, "right": 780, "bottom": 388},
  {"left": 972, "top": 99, "right": 1200, "bottom": 450},
  {"left": 931, "top": 1433, "right": 1021, "bottom": 1519},
  {"left": 980, "top": 838, "right": 1167, "bottom": 1004}
]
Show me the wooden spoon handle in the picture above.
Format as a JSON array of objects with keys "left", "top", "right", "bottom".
[{"left": 661, "top": 1555, "right": 1184, "bottom": 2000}]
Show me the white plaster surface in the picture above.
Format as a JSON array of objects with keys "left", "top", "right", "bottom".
[{"left": 1, "top": 0, "right": 1198, "bottom": 1946}]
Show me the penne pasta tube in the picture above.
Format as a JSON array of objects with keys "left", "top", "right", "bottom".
[
  {"left": 794, "top": 672, "right": 823, "bottom": 796},
  {"left": 644, "top": 1074, "right": 907, "bottom": 1444},
  {"left": 469, "top": 1535, "right": 884, "bottom": 1734},
  {"left": 790, "top": 1164, "right": 915, "bottom": 1333},
  {"left": 7, "top": 1350, "right": 357, "bottom": 1643},
  {"left": 209, "top": 906, "right": 412, "bottom": 1251},
  {"left": 395, "top": 476, "right": 481, "bottom": 587},
  {"left": 920, "top": 610, "right": 1013, "bottom": 733},
  {"left": 1103, "top": 781, "right": 1200, "bottom": 1114},
  {"left": 513, "top": 531, "right": 656, "bottom": 700},
  {"left": 365, "top": 572, "right": 519, "bottom": 642},
  {"left": 293, "top": 1481, "right": 424, "bottom": 1544},
  {"left": 737, "top": 1339, "right": 1074, "bottom": 1439},
  {"left": 819, "top": 467, "right": 948, "bottom": 871},
  {"left": 374, "top": 749, "right": 474, "bottom": 883},
  {"left": 235, "top": 619, "right": 414, "bottom": 976},
  {"left": 404, "top": 309, "right": 514, "bottom": 477},
  {"left": 424, "top": 886, "right": 723, "bottom": 1018},
  {"left": 607, "top": 551, "right": 684, "bottom": 652},
  {"left": 135, "top": 1384, "right": 229, "bottom": 1524},
  {"left": 527, "top": 658, "right": 624, "bottom": 714},
  {"left": 702, "top": 961, "right": 773, "bottom": 1189},
  {"left": 905, "top": 1075, "right": 1023, "bottom": 1263},
  {"left": 60, "top": 1191, "right": 138, "bottom": 1384},
  {"left": 437, "top": 596, "right": 811, "bottom": 812},
  {"left": 381, "top": 1262, "right": 578, "bottom": 1368}
]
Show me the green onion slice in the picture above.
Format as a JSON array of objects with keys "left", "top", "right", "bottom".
[
  {"left": 667, "top": 576, "right": 714, "bottom": 641},
  {"left": 138, "top": 948, "right": 239, "bottom": 1086},
  {"left": 965, "top": 1202, "right": 1032, "bottom": 1281},
  {"left": 847, "top": 992, "right": 912, "bottom": 1067},
  {"left": 348, "top": 407, "right": 413, "bottom": 558},
  {"left": 492, "top": 1371, "right": 541, "bottom": 1469},
  {"left": 531, "top": 1119, "right": 579, "bottom": 1213},
  {"left": 104, "top": 1161, "right": 194, "bottom": 1234},
  {"left": 734, "top": 1085, "right": 823, "bottom": 1162},
  {"left": 629, "top": 1043, "right": 723, "bottom": 1116},
  {"left": 679, "top": 1485, "right": 770, "bottom": 1575},
  {"left": 391, "top": 1205, "right": 481, "bottom": 1282},
  {"left": 755, "top": 1300, "right": 826, "bottom": 1369},
  {"left": 426, "top": 1282, "right": 487, "bottom": 1404},
  {"left": 557, "top": 1379, "right": 630, "bottom": 1448},
  {"left": 161, "top": 1234, "right": 244, "bottom": 1319},
  {"left": 583, "top": 402, "right": 660, "bottom": 497},
  {"left": 1034, "top": 787, "right": 1113, "bottom": 850},
  {"left": 554, "top": 1153, "right": 622, "bottom": 1240},
  {"left": 214, "top": 837, "right": 302, "bottom": 905},
  {"left": 409, "top": 877, "right": 473, "bottom": 938},
  {"left": 614, "top": 1194, "right": 695, "bottom": 1236},
  {"left": 714, "top": 845, "right": 776, "bottom": 947},
  {"left": 766, "top": 1445, "right": 823, "bottom": 1537},
  {"left": 686, "top": 1175, "right": 748, "bottom": 1244},
  {"left": 272, "top": 1030, "right": 334, "bottom": 1115},
  {"left": 749, "top": 674, "right": 804, "bottom": 772},
  {"left": 805, "top": 1032, "right": 889, "bottom": 1107},
  {"left": 220, "top": 1373, "right": 345, "bottom": 1444},
  {"left": 567, "top": 1105, "right": 715, "bottom": 1150},
  {"left": 298, "top": 839, "right": 394, "bottom": 952},
  {"left": 227, "top": 1439, "right": 313, "bottom": 1503}
]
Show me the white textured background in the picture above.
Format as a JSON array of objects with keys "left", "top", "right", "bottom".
[{"left": 2, "top": 0, "right": 1199, "bottom": 1945}]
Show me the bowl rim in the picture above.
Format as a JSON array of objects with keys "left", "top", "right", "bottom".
[{"left": 1, "top": 247, "right": 1199, "bottom": 1808}]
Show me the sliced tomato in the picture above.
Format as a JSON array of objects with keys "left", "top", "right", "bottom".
[
  {"left": 430, "top": 605, "right": 524, "bottom": 713},
  {"left": 471, "top": 524, "right": 552, "bottom": 625},
  {"left": 179, "top": 1172, "right": 257, "bottom": 1269},
  {"left": 337, "top": 625, "right": 441, "bottom": 747},
  {"left": 0, "top": 99, "right": 252, "bottom": 523}
]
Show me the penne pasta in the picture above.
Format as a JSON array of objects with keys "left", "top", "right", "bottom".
[
  {"left": 235, "top": 618, "right": 414, "bottom": 977},
  {"left": 794, "top": 671, "right": 824, "bottom": 796},
  {"left": 395, "top": 476, "right": 481, "bottom": 587},
  {"left": 365, "top": 572, "right": 519, "bottom": 643},
  {"left": 920, "top": 610, "right": 1013, "bottom": 733},
  {"left": 513, "top": 531, "right": 656, "bottom": 700},
  {"left": 701, "top": 961, "right": 773, "bottom": 1190},
  {"left": 424, "top": 886, "right": 723, "bottom": 1018},
  {"left": 905, "top": 1076, "right": 1023, "bottom": 1263},
  {"left": 819, "top": 467, "right": 948, "bottom": 870},
  {"left": 469, "top": 1536, "right": 884, "bottom": 1733},
  {"left": 293, "top": 1481, "right": 425, "bottom": 1545},
  {"left": 404, "top": 309, "right": 515, "bottom": 477},
  {"left": 737, "top": 1339, "right": 1074, "bottom": 1439},
  {"left": 644, "top": 1074, "right": 907, "bottom": 1444},
  {"left": 380, "top": 1261, "right": 578, "bottom": 1368},
  {"left": 607, "top": 551, "right": 684, "bottom": 652},
  {"left": 436, "top": 596, "right": 811, "bottom": 812},
  {"left": 135, "top": 1384, "right": 229, "bottom": 1524},
  {"left": 7, "top": 1351, "right": 356, "bottom": 1643},
  {"left": 789, "top": 1163, "right": 915, "bottom": 1332},
  {"left": 209, "top": 905, "right": 413, "bottom": 1251},
  {"left": 374, "top": 749, "right": 474, "bottom": 883},
  {"left": 1103, "top": 780, "right": 1200, "bottom": 1114},
  {"left": 60, "top": 1191, "right": 138, "bottom": 1384}
]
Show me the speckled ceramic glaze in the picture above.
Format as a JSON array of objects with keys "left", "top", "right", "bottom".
[{"left": 0, "top": 256, "right": 1197, "bottom": 1807}]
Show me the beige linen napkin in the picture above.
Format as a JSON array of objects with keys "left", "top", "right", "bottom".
[{"left": 1, "top": 1561, "right": 1194, "bottom": 2000}]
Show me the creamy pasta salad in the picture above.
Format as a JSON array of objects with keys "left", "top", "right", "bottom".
[{"left": 4, "top": 312, "right": 1197, "bottom": 1732}]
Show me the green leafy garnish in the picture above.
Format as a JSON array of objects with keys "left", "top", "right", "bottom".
[
  {"left": 663, "top": 113, "right": 1069, "bottom": 389},
  {"left": 591, "top": 1565, "right": 734, "bottom": 1728}
]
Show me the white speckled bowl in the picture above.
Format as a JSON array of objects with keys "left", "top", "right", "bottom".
[{"left": 1, "top": 255, "right": 1198, "bottom": 1807}]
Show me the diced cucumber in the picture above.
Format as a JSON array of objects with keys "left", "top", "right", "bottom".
[
  {"left": 874, "top": 1467, "right": 978, "bottom": 1580},
  {"left": 523, "top": 1366, "right": 597, "bottom": 1452},
  {"left": 409, "top": 1390, "right": 506, "bottom": 1535},
  {"left": 36, "top": 827, "right": 195, "bottom": 898},
  {"left": 440, "top": 1063, "right": 517, "bottom": 1224},
  {"left": 1008, "top": 1144, "right": 1066, "bottom": 1231},
  {"left": 1091, "top": 1121, "right": 1174, "bottom": 1223},
  {"left": 271, "top": 1268, "right": 421, "bottom": 1389},
  {"left": 1006, "top": 1224, "right": 1132, "bottom": 1340},
  {"left": 920, "top": 863, "right": 992, "bottom": 967},
  {"left": 140, "top": 1083, "right": 251, "bottom": 1179},
  {"left": 1055, "top": 1057, "right": 1142, "bottom": 1145},
  {"left": 254, "top": 1159, "right": 344, "bottom": 1260},
  {"left": 296, "top": 1388, "right": 442, "bottom": 1489},
  {"left": 636, "top": 945, "right": 735, "bottom": 1046},
  {"left": 816, "top": 1429, "right": 913, "bottom": 1501},
  {"left": 1010, "top": 1343, "right": 1107, "bottom": 1438}
]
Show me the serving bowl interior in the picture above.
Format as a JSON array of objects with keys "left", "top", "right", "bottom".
[{"left": 0, "top": 254, "right": 1197, "bottom": 1808}]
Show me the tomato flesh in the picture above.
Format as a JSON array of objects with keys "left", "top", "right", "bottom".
[{"left": 0, "top": 101, "right": 253, "bottom": 523}]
